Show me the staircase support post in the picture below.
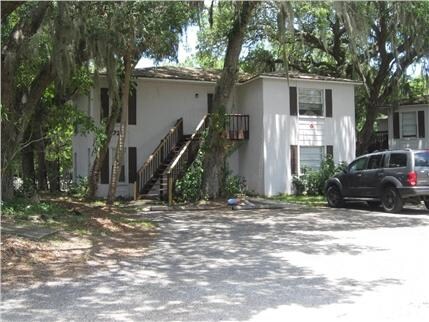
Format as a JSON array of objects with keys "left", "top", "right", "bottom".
[{"left": 168, "top": 174, "right": 173, "bottom": 206}]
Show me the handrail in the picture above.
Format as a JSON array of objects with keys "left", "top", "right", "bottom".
[
  {"left": 167, "top": 115, "right": 208, "bottom": 173},
  {"left": 134, "top": 118, "right": 183, "bottom": 199},
  {"left": 165, "top": 115, "right": 209, "bottom": 205}
]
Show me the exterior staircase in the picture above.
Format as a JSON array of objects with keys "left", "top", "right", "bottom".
[{"left": 134, "top": 114, "right": 249, "bottom": 203}]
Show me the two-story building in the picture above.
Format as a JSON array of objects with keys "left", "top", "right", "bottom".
[{"left": 73, "top": 67, "right": 359, "bottom": 198}]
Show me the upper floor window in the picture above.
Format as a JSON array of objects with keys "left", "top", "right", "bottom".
[
  {"left": 298, "top": 88, "right": 324, "bottom": 116},
  {"left": 401, "top": 112, "right": 417, "bottom": 138}
]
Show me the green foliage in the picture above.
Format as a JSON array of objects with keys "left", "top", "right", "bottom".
[
  {"left": 69, "top": 176, "right": 89, "bottom": 197},
  {"left": 271, "top": 194, "right": 326, "bottom": 207},
  {"left": 1, "top": 198, "right": 67, "bottom": 222},
  {"left": 175, "top": 150, "right": 205, "bottom": 203},
  {"left": 224, "top": 172, "right": 247, "bottom": 198},
  {"left": 293, "top": 156, "right": 347, "bottom": 196},
  {"left": 175, "top": 130, "right": 208, "bottom": 202}
]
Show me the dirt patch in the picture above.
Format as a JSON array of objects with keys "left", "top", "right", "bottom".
[{"left": 1, "top": 197, "right": 156, "bottom": 289}]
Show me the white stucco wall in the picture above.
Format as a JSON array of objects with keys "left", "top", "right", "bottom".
[
  {"left": 388, "top": 104, "right": 429, "bottom": 150},
  {"left": 73, "top": 77, "right": 216, "bottom": 198},
  {"left": 73, "top": 74, "right": 357, "bottom": 199},
  {"left": 236, "top": 79, "right": 265, "bottom": 195},
  {"left": 253, "top": 77, "right": 356, "bottom": 196}
]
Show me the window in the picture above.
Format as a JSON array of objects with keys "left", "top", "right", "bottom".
[
  {"left": 388, "top": 153, "right": 407, "bottom": 168},
  {"left": 414, "top": 152, "right": 429, "bottom": 167},
  {"left": 300, "top": 146, "right": 324, "bottom": 171},
  {"left": 349, "top": 157, "right": 368, "bottom": 173},
  {"left": 112, "top": 149, "right": 126, "bottom": 183},
  {"left": 401, "top": 112, "right": 417, "bottom": 138},
  {"left": 299, "top": 88, "right": 324, "bottom": 116},
  {"left": 367, "top": 154, "right": 383, "bottom": 170}
]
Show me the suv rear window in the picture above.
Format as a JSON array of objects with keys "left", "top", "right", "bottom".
[
  {"left": 388, "top": 153, "right": 407, "bottom": 168},
  {"left": 415, "top": 151, "right": 429, "bottom": 167}
]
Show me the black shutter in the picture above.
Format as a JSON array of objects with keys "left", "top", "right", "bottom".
[
  {"left": 128, "top": 147, "right": 137, "bottom": 183},
  {"left": 290, "top": 87, "right": 297, "bottom": 116},
  {"left": 100, "top": 88, "right": 109, "bottom": 121},
  {"left": 325, "top": 89, "right": 332, "bottom": 117},
  {"left": 100, "top": 151, "right": 109, "bottom": 184},
  {"left": 128, "top": 88, "right": 137, "bottom": 125},
  {"left": 418, "top": 111, "right": 425, "bottom": 138},
  {"left": 326, "top": 145, "right": 334, "bottom": 158},
  {"left": 207, "top": 93, "right": 214, "bottom": 113},
  {"left": 291, "top": 145, "right": 298, "bottom": 175},
  {"left": 393, "top": 112, "right": 400, "bottom": 139}
]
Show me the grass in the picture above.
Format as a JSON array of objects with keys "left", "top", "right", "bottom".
[
  {"left": 1, "top": 196, "right": 155, "bottom": 236},
  {"left": 271, "top": 194, "right": 327, "bottom": 207}
]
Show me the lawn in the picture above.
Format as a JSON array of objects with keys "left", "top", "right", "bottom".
[{"left": 271, "top": 194, "right": 327, "bottom": 207}]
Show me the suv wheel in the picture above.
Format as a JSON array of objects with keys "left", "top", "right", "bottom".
[
  {"left": 326, "top": 185, "right": 344, "bottom": 208},
  {"left": 381, "top": 187, "right": 403, "bottom": 213},
  {"left": 424, "top": 200, "right": 429, "bottom": 210}
]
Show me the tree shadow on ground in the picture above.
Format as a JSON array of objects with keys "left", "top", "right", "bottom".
[{"left": 2, "top": 208, "right": 428, "bottom": 321}]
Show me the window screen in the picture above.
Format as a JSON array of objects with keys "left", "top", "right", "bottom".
[
  {"left": 299, "top": 88, "right": 324, "bottom": 116},
  {"left": 401, "top": 112, "right": 417, "bottom": 138},
  {"left": 300, "top": 146, "right": 324, "bottom": 171}
]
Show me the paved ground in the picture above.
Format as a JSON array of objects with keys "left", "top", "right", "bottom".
[{"left": 2, "top": 204, "right": 429, "bottom": 321}]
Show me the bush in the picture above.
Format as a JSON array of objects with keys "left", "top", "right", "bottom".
[
  {"left": 69, "top": 176, "right": 89, "bottom": 197},
  {"left": 293, "top": 156, "right": 347, "bottom": 196},
  {"left": 224, "top": 173, "right": 247, "bottom": 198},
  {"left": 175, "top": 150, "right": 204, "bottom": 202}
]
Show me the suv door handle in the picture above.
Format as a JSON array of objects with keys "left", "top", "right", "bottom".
[{"left": 377, "top": 171, "right": 384, "bottom": 177}]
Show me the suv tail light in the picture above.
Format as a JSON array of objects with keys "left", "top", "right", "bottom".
[{"left": 407, "top": 171, "right": 417, "bottom": 186}]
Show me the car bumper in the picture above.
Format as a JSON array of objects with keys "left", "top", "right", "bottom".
[{"left": 398, "top": 186, "right": 429, "bottom": 199}]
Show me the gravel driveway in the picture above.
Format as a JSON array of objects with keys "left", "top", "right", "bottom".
[{"left": 2, "top": 204, "right": 429, "bottom": 321}]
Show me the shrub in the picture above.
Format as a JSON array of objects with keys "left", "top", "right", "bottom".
[
  {"left": 293, "top": 156, "right": 348, "bottom": 196},
  {"left": 69, "top": 176, "right": 89, "bottom": 197},
  {"left": 224, "top": 173, "right": 247, "bottom": 197},
  {"left": 175, "top": 149, "right": 204, "bottom": 202}
]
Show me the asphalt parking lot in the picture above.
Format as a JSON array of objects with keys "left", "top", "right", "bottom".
[{"left": 2, "top": 204, "right": 429, "bottom": 321}]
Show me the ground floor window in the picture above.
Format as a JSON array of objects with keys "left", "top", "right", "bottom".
[
  {"left": 300, "top": 146, "right": 324, "bottom": 171},
  {"left": 112, "top": 148, "right": 126, "bottom": 183}
]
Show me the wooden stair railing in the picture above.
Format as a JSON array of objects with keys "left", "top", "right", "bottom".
[
  {"left": 134, "top": 118, "right": 183, "bottom": 199},
  {"left": 224, "top": 114, "right": 250, "bottom": 140},
  {"left": 165, "top": 115, "right": 209, "bottom": 205}
]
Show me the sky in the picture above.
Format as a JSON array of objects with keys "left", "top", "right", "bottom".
[{"left": 135, "top": 24, "right": 424, "bottom": 78}]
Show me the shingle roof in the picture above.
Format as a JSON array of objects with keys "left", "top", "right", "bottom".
[
  {"left": 133, "top": 66, "right": 221, "bottom": 82},
  {"left": 132, "top": 66, "right": 360, "bottom": 84}
]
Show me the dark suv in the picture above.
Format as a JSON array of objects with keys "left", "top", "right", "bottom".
[{"left": 325, "top": 149, "right": 429, "bottom": 213}]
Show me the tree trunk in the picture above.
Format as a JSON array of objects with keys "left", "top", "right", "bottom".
[
  {"left": 87, "top": 90, "right": 122, "bottom": 199},
  {"left": 21, "top": 127, "right": 36, "bottom": 189},
  {"left": 107, "top": 50, "right": 133, "bottom": 204},
  {"left": 201, "top": 1, "right": 257, "bottom": 199},
  {"left": 47, "top": 159, "right": 60, "bottom": 192},
  {"left": 33, "top": 122, "right": 48, "bottom": 191},
  {"left": 357, "top": 102, "right": 378, "bottom": 156}
]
